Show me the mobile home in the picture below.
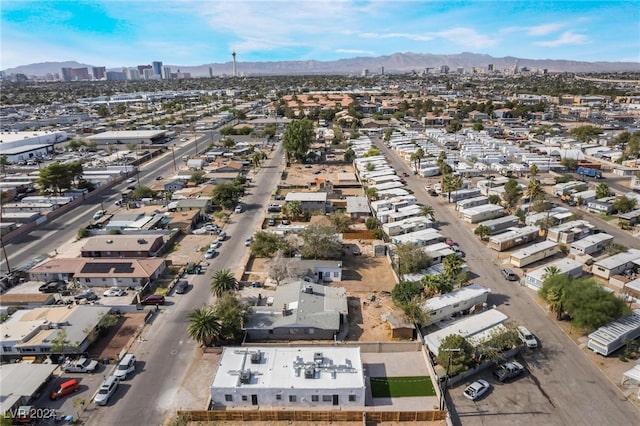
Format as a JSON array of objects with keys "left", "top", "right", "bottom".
[
  {"left": 488, "top": 226, "right": 540, "bottom": 252},
  {"left": 463, "top": 204, "right": 505, "bottom": 224},
  {"left": 569, "top": 233, "right": 614, "bottom": 256},
  {"left": 587, "top": 310, "right": 640, "bottom": 356},
  {"left": 509, "top": 240, "right": 558, "bottom": 268},
  {"left": 391, "top": 228, "right": 444, "bottom": 246},
  {"left": 456, "top": 196, "right": 488, "bottom": 211},
  {"left": 421, "top": 284, "right": 491, "bottom": 325},
  {"left": 524, "top": 258, "right": 583, "bottom": 290},
  {"left": 547, "top": 220, "right": 596, "bottom": 244},
  {"left": 592, "top": 249, "right": 640, "bottom": 280},
  {"left": 447, "top": 188, "right": 482, "bottom": 203},
  {"left": 476, "top": 215, "right": 519, "bottom": 235}
]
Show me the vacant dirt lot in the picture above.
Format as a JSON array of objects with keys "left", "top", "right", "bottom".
[{"left": 88, "top": 312, "right": 146, "bottom": 361}]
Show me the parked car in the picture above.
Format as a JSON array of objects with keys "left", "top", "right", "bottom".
[
  {"left": 244, "top": 237, "right": 253, "bottom": 246},
  {"left": 92, "top": 210, "right": 105, "bottom": 220},
  {"left": 103, "top": 287, "right": 125, "bottom": 297},
  {"left": 126, "top": 185, "right": 136, "bottom": 190},
  {"left": 268, "top": 218, "right": 276, "bottom": 226},
  {"left": 63, "top": 357, "right": 99, "bottom": 373},
  {"left": 39, "top": 281, "right": 65, "bottom": 293},
  {"left": 50, "top": 379, "right": 80, "bottom": 400},
  {"left": 234, "top": 204, "right": 243, "bottom": 213},
  {"left": 281, "top": 219, "right": 290, "bottom": 225},
  {"left": 216, "top": 231, "right": 226, "bottom": 241},
  {"left": 175, "top": 280, "right": 189, "bottom": 294},
  {"left": 113, "top": 354, "right": 136, "bottom": 380},
  {"left": 126, "top": 177, "right": 136, "bottom": 183},
  {"left": 463, "top": 379, "right": 491, "bottom": 400},
  {"left": 209, "top": 241, "right": 221, "bottom": 249},
  {"left": 501, "top": 268, "right": 518, "bottom": 281},
  {"left": 267, "top": 204, "right": 281, "bottom": 212},
  {"left": 493, "top": 361, "right": 525, "bottom": 382},
  {"left": 155, "top": 175, "right": 163, "bottom": 180},
  {"left": 141, "top": 294, "right": 165, "bottom": 305},
  {"left": 517, "top": 326, "right": 538, "bottom": 349},
  {"left": 402, "top": 172, "right": 409, "bottom": 177},
  {"left": 74, "top": 290, "right": 98, "bottom": 301},
  {"left": 94, "top": 376, "right": 119, "bottom": 406},
  {"left": 204, "top": 248, "right": 217, "bottom": 259},
  {"left": 445, "top": 237, "right": 455, "bottom": 246}
]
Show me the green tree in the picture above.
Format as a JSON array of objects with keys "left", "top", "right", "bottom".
[
  {"left": 570, "top": 125, "right": 603, "bottom": 143},
  {"left": 472, "top": 120, "right": 484, "bottom": 131},
  {"left": 442, "top": 174, "right": 462, "bottom": 202},
  {"left": 395, "top": 243, "right": 431, "bottom": 275},
  {"left": 283, "top": 118, "right": 314, "bottom": 162},
  {"left": 252, "top": 150, "right": 267, "bottom": 168},
  {"left": 96, "top": 104, "right": 109, "bottom": 117},
  {"left": 391, "top": 280, "right": 423, "bottom": 307},
  {"left": 474, "top": 224, "right": 491, "bottom": 240},
  {"left": 343, "top": 147, "right": 355, "bottom": 163},
  {"left": 213, "top": 294, "right": 251, "bottom": 344},
  {"left": 488, "top": 194, "right": 502, "bottom": 205},
  {"left": 383, "top": 128, "right": 393, "bottom": 142},
  {"left": 189, "top": 170, "right": 207, "bottom": 184},
  {"left": 414, "top": 147, "right": 425, "bottom": 170},
  {"left": 421, "top": 273, "right": 454, "bottom": 296},
  {"left": 447, "top": 120, "right": 463, "bottom": 133},
  {"left": 442, "top": 254, "right": 463, "bottom": 282},
  {"left": 187, "top": 306, "right": 222, "bottom": 347},
  {"left": 284, "top": 200, "right": 303, "bottom": 219},
  {"left": 365, "top": 187, "right": 378, "bottom": 200},
  {"left": 542, "top": 265, "right": 561, "bottom": 280},
  {"left": 210, "top": 269, "right": 238, "bottom": 298},
  {"left": 268, "top": 250, "right": 294, "bottom": 285},
  {"left": 77, "top": 227, "right": 89, "bottom": 239},
  {"left": 503, "top": 178, "right": 523, "bottom": 208},
  {"left": 328, "top": 212, "right": 351, "bottom": 233},
  {"left": 211, "top": 181, "right": 244, "bottom": 208},
  {"left": 365, "top": 217, "right": 379, "bottom": 230},
  {"left": 526, "top": 179, "right": 544, "bottom": 202},
  {"left": 421, "top": 205, "right": 435, "bottom": 221},
  {"left": 37, "top": 162, "right": 77, "bottom": 195},
  {"left": 132, "top": 185, "right": 156, "bottom": 199},
  {"left": 529, "top": 164, "right": 539, "bottom": 178},
  {"left": 613, "top": 195, "right": 637, "bottom": 213},
  {"left": 437, "top": 334, "right": 474, "bottom": 376},
  {"left": 299, "top": 224, "right": 343, "bottom": 260},
  {"left": 403, "top": 295, "right": 429, "bottom": 324},
  {"left": 250, "top": 231, "right": 287, "bottom": 257},
  {"left": 595, "top": 183, "right": 611, "bottom": 199}
]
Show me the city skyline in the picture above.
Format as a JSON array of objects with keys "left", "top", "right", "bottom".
[{"left": 1, "top": 1, "right": 639, "bottom": 71}]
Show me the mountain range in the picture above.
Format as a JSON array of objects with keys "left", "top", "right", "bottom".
[{"left": 3, "top": 52, "right": 639, "bottom": 77}]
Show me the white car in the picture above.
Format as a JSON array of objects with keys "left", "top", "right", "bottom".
[
  {"left": 209, "top": 241, "right": 221, "bottom": 249},
  {"left": 94, "top": 376, "right": 119, "bottom": 406},
  {"left": 234, "top": 205, "right": 243, "bottom": 213},
  {"left": 126, "top": 177, "right": 136, "bottom": 183},
  {"left": 204, "top": 248, "right": 217, "bottom": 259},
  {"left": 463, "top": 379, "right": 491, "bottom": 400},
  {"left": 103, "top": 287, "right": 125, "bottom": 297},
  {"left": 244, "top": 237, "right": 253, "bottom": 246}
]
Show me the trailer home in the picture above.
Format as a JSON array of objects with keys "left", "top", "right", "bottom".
[
  {"left": 421, "top": 284, "right": 490, "bottom": 326},
  {"left": 463, "top": 204, "right": 505, "bottom": 224},
  {"left": 592, "top": 249, "right": 640, "bottom": 280},
  {"left": 447, "top": 188, "right": 482, "bottom": 203},
  {"left": 382, "top": 216, "right": 433, "bottom": 237},
  {"left": 547, "top": 220, "right": 596, "bottom": 244},
  {"left": 488, "top": 226, "right": 540, "bottom": 251},
  {"left": 570, "top": 233, "right": 614, "bottom": 256},
  {"left": 456, "top": 196, "right": 488, "bottom": 211},
  {"left": 553, "top": 181, "right": 587, "bottom": 197},
  {"left": 524, "top": 258, "right": 583, "bottom": 290},
  {"left": 587, "top": 310, "right": 640, "bottom": 356},
  {"left": 391, "top": 228, "right": 443, "bottom": 246},
  {"left": 476, "top": 215, "right": 519, "bottom": 235},
  {"left": 509, "top": 240, "right": 558, "bottom": 268}
]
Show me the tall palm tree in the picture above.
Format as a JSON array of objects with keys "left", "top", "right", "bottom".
[
  {"left": 542, "top": 266, "right": 561, "bottom": 281},
  {"left": 285, "top": 200, "right": 303, "bottom": 219},
  {"left": 415, "top": 147, "right": 425, "bottom": 170},
  {"left": 210, "top": 269, "right": 238, "bottom": 298},
  {"left": 443, "top": 175, "right": 463, "bottom": 203},
  {"left": 443, "top": 254, "right": 463, "bottom": 282},
  {"left": 409, "top": 153, "right": 418, "bottom": 172},
  {"left": 546, "top": 288, "right": 564, "bottom": 320},
  {"left": 527, "top": 179, "right": 544, "bottom": 202},
  {"left": 421, "top": 205, "right": 435, "bottom": 221},
  {"left": 187, "top": 306, "right": 222, "bottom": 347},
  {"left": 529, "top": 164, "right": 539, "bottom": 179}
]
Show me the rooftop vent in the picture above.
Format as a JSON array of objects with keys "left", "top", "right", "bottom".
[
  {"left": 106, "top": 239, "right": 113, "bottom": 244},
  {"left": 303, "top": 285, "right": 313, "bottom": 294},
  {"left": 250, "top": 350, "right": 261, "bottom": 364},
  {"left": 239, "top": 370, "right": 251, "bottom": 384},
  {"left": 304, "top": 367, "right": 315, "bottom": 379},
  {"left": 137, "top": 239, "right": 147, "bottom": 244},
  {"left": 314, "top": 352, "right": 323, "bottom": 364}
]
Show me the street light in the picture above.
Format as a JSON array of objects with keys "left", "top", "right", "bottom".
[
  {"left": 439, "top": 348, "right": 461, "bottom": 411},
  {"left": 171, "top": 144, "right": 177, "bottom": 171}
]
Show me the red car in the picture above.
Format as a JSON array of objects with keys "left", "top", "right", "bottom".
[
  {"left": 50, "top": 379, "right": 79, "bottom": 400},
  {"left": 445, "top": 237, "right": 455, "bottom": 246},
  {"left": 141, "top": 294, "right": 165, "bottom": 305},
  {"left": 402, "top": 172, "right": 409, "bottom": 177}
]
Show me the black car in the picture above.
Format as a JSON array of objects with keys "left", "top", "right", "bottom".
[
  {"left": 74, "top": 290, "right": 98, "bottom": 301},
  {"left": 175, "top": 280, "right": 189, "bottom": 294},
  {"left": 39, "top": 281, "right": 66, "bottom": 293}
]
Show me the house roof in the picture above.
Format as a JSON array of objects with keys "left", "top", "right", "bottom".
[
  {"left": 175, "top": 198, "right": 211, "bottom": 208},
  {"left": 244, "top": 280, "right": 347, "bottom": 332},
  {"left": 424, "top": 309, "right": 508, "bottom": 353},
  {"left": 81, "top": 234, "right": 163, "bottom": 253},
  {"left": 422, "top": 283, "right": 490, "bottom": 312},
  {"left": 0, "top": 363, "right": 58, "bottom": 413},
  {"left": 285, "top": 192, "right": 328, "bottom": 202},
  {"left": 211, "top": 346, "right": 364, "bottom": 390},
  {"left": 593, "top": 249, "right": 640, "bottom": 270},
  {"left": 588, "top": 309, "right": 640, "bottom": 346},
  {"left": 29, "top": 257, "right": 165, "bottom": 278},
  {"left": 345, "top": 197, "right": 370, "bottom": 214}
]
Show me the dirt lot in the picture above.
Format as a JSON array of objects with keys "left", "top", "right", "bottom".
[
  {"left": 88, "top": 312, "right": 146, "bottom": 361},
  {"left": 244, "top": 248, "right": 400, "bottom": 342}
]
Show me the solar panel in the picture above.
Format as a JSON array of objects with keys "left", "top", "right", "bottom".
[
  {"left": 112, "top": 263, "right": 135, "bottom": 273},
  {"left": 80, "top": 263, "right": 112, "bottom": 274}
]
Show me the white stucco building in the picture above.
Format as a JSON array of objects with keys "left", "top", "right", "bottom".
[{"left": 210, "top": 346, "right": 365, "bottom": 408}]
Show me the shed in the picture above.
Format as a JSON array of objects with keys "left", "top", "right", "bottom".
[{"left": 386, "top": 311, "right": 416, "bottom": 339}]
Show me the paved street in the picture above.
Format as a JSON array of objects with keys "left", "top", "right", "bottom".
[
  {"left": 373, "top": 137, "right": 640, "bottom": 426},
  {"left": 83, "top": 142, "right": 285, "bottom": 426}
]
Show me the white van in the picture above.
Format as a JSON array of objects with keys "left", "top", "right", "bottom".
[
  {"left": 517, "top": 326, "right": 538, "bottom": 349},
  {"left": 94, "top": 375, "right": 119, "bottom": 406},
  {"left": 113, "top": 353, "right": 136, "bottom": 380}
]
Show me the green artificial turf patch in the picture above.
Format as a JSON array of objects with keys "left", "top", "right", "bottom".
[{"left": 370, "top": 376, "right": 436, "bottom": 398}]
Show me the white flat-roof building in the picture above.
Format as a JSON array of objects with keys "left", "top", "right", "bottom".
[
  {"left": 421, "top": 284, "right": 490, "bottom": 325},
  {"left": 547, "top": 220, "right": 596, "bottom": 244},
  {"left": 462, "top": 204, "right": 505, "bottom": 223},
  {"left": 0, "top": 363, "right": 58, "bottom": 414},
  {"left": 524, "top": 258, "right": 584, "bottom": 290},
  {"left": 570, "top": 233, "right": 614, "bottom": 256},
  {"left": 488, "top": 226, "right": 540, "bottom": 251},
  {"left": 391, "top": 228, "right": 443, "bottom": 246},
  {"left": 424, "top": 309, "right": 508, "bottom": 354},
  {"left": 0, "top": 131, "right": 65, "bottom": 163},
  {"left": 592, "top": 249, "right": 640, "bottom": 280},
  {"left": 382, "top": 216, "right": 434, "bottom": 236},
  {"left": 210, "top": 347, "right": 365, "bottom": 408},
  {"left": 85, "top": 130, "right": 168, "bottom": 145},
  {"left": 588, "top": 310, "right": 640, "bottom": 356},
  {"left": 509, "top": 240, "right": 558, "bottom": 268}
]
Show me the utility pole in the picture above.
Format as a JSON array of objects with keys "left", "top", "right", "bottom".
[
  {"left": 439, "top": 347, "right": 461, "bottom": 411},
  {"left": 171, "top": 144, "right": 177, "bottom": 171}
]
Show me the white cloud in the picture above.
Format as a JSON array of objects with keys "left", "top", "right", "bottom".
[
  {"left": 534, "top": 31, "right": 589, "bottom": 47},
  {"left": 503, "top": 23, "right": 565, "bottom": 36},
  {"left": 431, "top": 27, "right": 498, "bottom": 49}
]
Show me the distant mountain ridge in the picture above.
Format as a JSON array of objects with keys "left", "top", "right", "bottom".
[{"left": 4, "top": 52, "right": 639, "bottom": 77}]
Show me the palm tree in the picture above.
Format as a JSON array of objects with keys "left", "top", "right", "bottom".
[
  {"left": 365, "top": 187, "right": 378, "bottom": 200},
  {"left": 421, "top": 275, "right": 441, "bottom": 298},
  {"left": 443, "top": 175, "right": 463, "bottom": 203},
  {"left": 187, "top": 306, "right": 222, "bottom": 347},
  {"left": 529, "top": 164, "right": 539, "bottom": 179},
  {"left": 527, "top": 179, "right": 544, "bottom": 202},
  {"left": 546, "top": 288, "right": 564, "bottom": 320},
  {"left": 442, "top": 254, "right": 463, "bottom": 282},
  {"left": 415, "top": 147, "right": 425, "bottom": 170},
  {"left": 421, "top": 205, "right": 435, "bottom": 221},
  {"left": 542, "top": 266, "right": 561, "bottom": 281},
  {"left": 285, "top": 200, "right": 303, "bottom": 219},
  {"left": 210, "top": 269, "right": 238, "bottom": 298},
  {"left": 474, "top": 224, "right": 491, "bottom": 240},
  {"left": 595, "top": 183, "right": 610, "bottom": 199}
]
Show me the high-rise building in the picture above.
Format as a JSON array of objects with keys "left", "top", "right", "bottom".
[
  {"left": 152, "top": 61, "right": 163, "bottom": 77},
  {"left": 209, "top": 67, "right": 213, "bottom": 78},
  {"left": 128, "top": 68, "right": 141, "bottom": 80},
  {"left": 92, "top": 66, "right": 106, "bottom": 80},
  {"left": 61, "top": 67, "right": 73, "bottom": 82},
  {"left": 137, "top": 64, "right": 152, "bottom": 75},
  {"left": 162, "top": 66, "right": 172, "bottom": 79},
  {"left": 440, "top": 65, "right": 449, "bottom": 74},
  {"left": 488, "top": 64, "right": 494, "bottom": 72},
  {"left": 380, "top": 66, "right": 384, "bottom": 75},
  {"left": 232, "top": 51, "right": 237, "bottom": 77},
  {"left": 106, "top": 71, "right": 126, "bottom": 81},
  {"left": 143, "top": 68, "right": 155, "bottom": 80}
]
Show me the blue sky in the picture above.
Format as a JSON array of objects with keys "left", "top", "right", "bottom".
[{"left": 1, "top": 0, "right": 638, "bottom": 70}]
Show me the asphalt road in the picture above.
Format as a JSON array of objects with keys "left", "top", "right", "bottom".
[
  {"left": 84, "top": 142, "right": 285, "bottom": 426},
  {"left": 2, "top": 134, "right": 212, "bottom": 273},
  {"left": 373, "top": 137, "right": 640, "bottom": 426}
]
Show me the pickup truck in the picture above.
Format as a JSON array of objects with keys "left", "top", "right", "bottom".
[
  {"left": 63, "top": 357, "right": 99, "bottom": 373},
  {"left": 492, "top": 361, "right": 525, "bottom": 382}
]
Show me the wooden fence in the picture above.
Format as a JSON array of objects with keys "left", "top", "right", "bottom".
[
  {"left": 342, "top": 230, "right": 375, "bottom": 240},
  {"left": 176, "top": 409, "right": 445, "bottom": 422}
]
